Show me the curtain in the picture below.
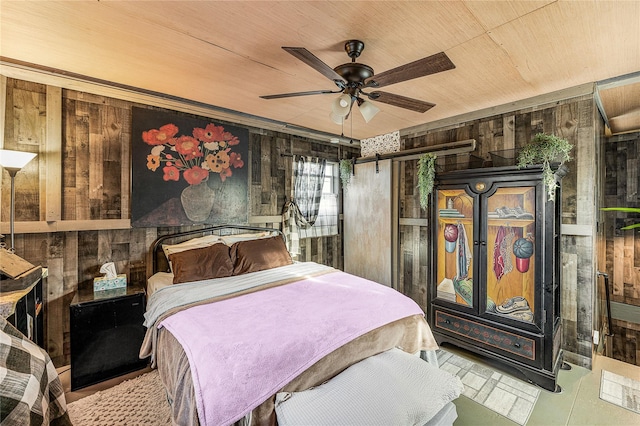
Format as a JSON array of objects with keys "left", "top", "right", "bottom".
[
  {"left": 293, "top": 156, "right": 327, "bottom": 227},
  {"left": 282, "top": 157, "right": 328, "bottom": 255}
]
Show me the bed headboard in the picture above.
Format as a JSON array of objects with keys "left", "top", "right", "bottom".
[{"left": 149, "top": 225, "right": 285, "bottom": 276}]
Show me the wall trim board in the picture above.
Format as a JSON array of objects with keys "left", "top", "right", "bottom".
[
  {"left": 45, "top": 85, "right": 62, "bottom": 221},
  {"left": 0, "top": 219, "right": 131, "bottom": 233},
  {"left": 248, "top": 216, "right": 282, "bottom": 224},
  {"left": 399, "top": 218, "right": 427, "bottom": 226},
  {"left": 0, "top": 60, "right": 356, "bottom": 146},
  {"left": 610, "top": 301, "right": 640, "bottom": 324},
  {"left": 0, "top": 75, "right": 6, "bottom": 224},
  {"left": 1, "top": 217, "right": 287, "bottom": 233},
  {"left": 561, "top": 224, "right": 594, "bottom": 236},
  {"left": 401, "top": 83, "right": 595, "bottom": 139}
]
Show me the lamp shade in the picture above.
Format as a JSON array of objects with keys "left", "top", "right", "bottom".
[
  {"left": 329, "top": 111, "right": 344, "bottom": 125},
  {"left": 331, "top": 93, "right": 352, "bottom": 117},
  {"left": 358, "top": 100, "right": 380, "bottom": 123},
  {"left": 0, "top": 149, "right": 37, "bottom": 171}
]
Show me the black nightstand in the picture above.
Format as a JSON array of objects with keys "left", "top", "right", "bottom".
[{"left": 70, "top": 284, "right": 149, "bottom": 390}]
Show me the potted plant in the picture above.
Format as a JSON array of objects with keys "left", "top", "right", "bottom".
[
  {"left": 418, "top": 153, "right": 437, "bottom": 210},
  {"left": 339, "top": 158, "right": 353, "bottom": 188},
  {"left": 517, "top": 133, "right": 573, "bottom": 201}
]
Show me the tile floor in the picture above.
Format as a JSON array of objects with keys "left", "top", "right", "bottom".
[
  {"left": 59, "top": 347, "right": 640, "bottom": 425},
  {"left": 438, "top": 350, "right": 540, "bottom": 425}
]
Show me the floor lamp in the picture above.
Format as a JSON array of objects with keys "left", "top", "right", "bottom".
[{"left": 0, "top": 149, "right": 37, "bottom": 253}]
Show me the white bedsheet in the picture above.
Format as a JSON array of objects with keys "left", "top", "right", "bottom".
[{"left": 144, "top": 262, "right": 334, "bottom": 328}]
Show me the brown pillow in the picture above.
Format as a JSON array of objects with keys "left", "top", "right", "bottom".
[
  {"left": 231, "top": 235, "right": 293, "bottom": 275},
  {"left": 169, "top": 243, "right": 234, "bottom": 284}
]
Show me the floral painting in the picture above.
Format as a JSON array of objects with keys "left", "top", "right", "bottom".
[{"left": 131, "top": 107, "right": 249, "bottom": 227}]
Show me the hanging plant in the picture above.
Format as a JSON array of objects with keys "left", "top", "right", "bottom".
[
  {"left": 339, "top": 158, "right": 353, "bottom": 188},
  {"left": 418, "top": 153, "right": 437, "bottom": 210},
  {"left": 600, "top": 207, "right": 640, "bottom": 230},
  {"left": 517, "top": 133, "right": 573, "bottom": 201}
]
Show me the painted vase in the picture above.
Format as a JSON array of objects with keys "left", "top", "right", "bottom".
[
  {"left": 180, "top": 181, "right": 215, "bottom": 222},
  {"left": 513, "top": 237, "right": 534, "bottom": 273},
  {"left": 444, "top": 223, "right": 458, "bottom": 253}
]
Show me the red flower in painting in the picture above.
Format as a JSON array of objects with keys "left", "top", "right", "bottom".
[
  {"left": 144, "top": 122, "right": 244, "bottom": 184},
  {"left": 193, "top": 124, "right": 221, "bottom": 143},
  {"left": 222, "top": 131, "right": 240, "bottom": 146},
  {"left": 143, "top": 123, "right": 179, "bottom": 145},
  {"left": 183, "top": 166, "right": 208, "bottom": 186},
  {"left": 229, "top": 152, "right": 244, "bottom": 168},
  {"left": 162, "top": 165, "right": 180, "bottom": 182},
  {"left": 174, "top": 136, "right": 203, "bottom": 161},
  {"left": 193, "top": 124, "right": 240, "bottom": 146}
]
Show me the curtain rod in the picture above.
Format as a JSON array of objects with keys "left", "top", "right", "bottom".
[
  {"left": 280, "top": 153, "right": 338, "bottom": 162},
  {"left": 354, "top": 139, "right": 476, "bottom": 164},
  {"left": 349, "top": 139, "right": 476, "bottom": 173},
  {"left": 280, "top": 139, "right": 476, "bottom": 165}
]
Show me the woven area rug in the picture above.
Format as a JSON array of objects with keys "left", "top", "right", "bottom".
[
  {"left": 600, "top": 370, "right": 640, "bottom": 414},
  {"left": 437, "top": 350, "right": 540, "bottom": 425},
  {"left": 66, "top": 369, "right": 171, "bottom": 425}
]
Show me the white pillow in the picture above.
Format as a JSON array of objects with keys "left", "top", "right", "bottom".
[
  {"left": 219, "top": 231, "right": 275, "bottom": 246},
  {"left": 162, "top": 234, "right": 222, "bottom": 271},
  {"left": 275, "top": 348, "right": 463, "bottom": 426}
]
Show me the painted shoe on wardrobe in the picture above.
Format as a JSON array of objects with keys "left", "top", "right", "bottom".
[
  {"left": 507, "top": 309, "right": 534, "bottom": 322},
  {"left": 495, "top": 296, "right": 530, "bottom": 314}
]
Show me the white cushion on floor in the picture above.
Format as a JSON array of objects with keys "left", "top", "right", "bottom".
[{"left": 274, "top": 348, "right": 463, "bottom": 426}]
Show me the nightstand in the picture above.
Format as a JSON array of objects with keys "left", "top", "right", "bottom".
[{"left": 70, "top": 284, "right": 149, "bottom": 390}]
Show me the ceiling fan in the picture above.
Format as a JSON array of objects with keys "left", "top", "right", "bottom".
[{"left": 260, "top": 40, "right": 455, "bottom": 123}]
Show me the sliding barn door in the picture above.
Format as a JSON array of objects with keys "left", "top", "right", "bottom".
[{"left": 344, "top": 159, "right": 393, "bottom": 286}]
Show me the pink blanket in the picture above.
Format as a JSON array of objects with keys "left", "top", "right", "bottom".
[{"left": 159, "top": 270, "right": 425, "bottom": 426}]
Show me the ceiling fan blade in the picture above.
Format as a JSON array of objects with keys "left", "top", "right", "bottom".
[
  {"left": 367, "top": 91, "right": 435, "bottom": 113},
  {"left": 260, "top": 89, "right": 340, "bottom": 100},
  {"left": 283, "top": 47, "right": 345, "bottom": 83},
  {"left": 365, "top": 52, "right": 455, "bottom": 88}
]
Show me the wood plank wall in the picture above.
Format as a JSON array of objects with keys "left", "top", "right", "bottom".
[
  {"left": 603, "top": 132, "right": 640, "bottom": 365},
  {"left": 2, "top": 76, "right": 605, "bottom": 368},
  {"left": 1, "top": 77, "right": 359, "bottom": 366},
  {"left": 399, "top": 96, "right": 598, "bottom": 366}
]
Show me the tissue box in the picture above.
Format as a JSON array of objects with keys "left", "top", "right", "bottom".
[
  {"left": 93, "top": 274, "right": 127, "bottom": 292},
  {"left": 93, "top": 287, "right": 127, "bottom": 300}
]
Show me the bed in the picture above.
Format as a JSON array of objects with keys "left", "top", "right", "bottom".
[{"left": 139, "top": 225, "right": 462, "bottom": 426}]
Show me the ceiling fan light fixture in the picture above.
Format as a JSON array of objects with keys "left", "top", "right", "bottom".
[
  {"left": 329, "top": 111, "right": 344, "bottom": 125},
  {"left": 331, "top": 93, "right": 352, "bottom": 116},
  {"left": 358, "top": 100, "right": 380, "bottom": 123}
]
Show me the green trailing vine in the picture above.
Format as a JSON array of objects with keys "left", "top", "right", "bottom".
[
  {"left": 517, "top": 133, "right": 573, "bottom": 201},
  {"left": 418, "top": 153, "right": 437, "bottom": 210},
  {"left": 600, "top": 207, "right": 640, "bottom": 230},
  {"left": 339, "top": 158, "right": 353, "bottom": 188}
]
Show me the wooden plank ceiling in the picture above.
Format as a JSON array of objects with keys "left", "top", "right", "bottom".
[{"left": 1, "top": 1, "right": 639, "bottom": 140}]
